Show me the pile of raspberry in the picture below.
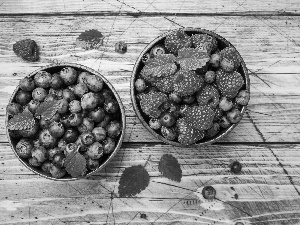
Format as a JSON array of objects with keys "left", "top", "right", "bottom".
[
  {"left": 7, "top": 67, "right": 122, "bottom": 178},
  {"left": 134, "top": 29, "right": 250, "bottom": 146}
]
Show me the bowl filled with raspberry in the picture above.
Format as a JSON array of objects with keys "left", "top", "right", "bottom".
[
  {"left": 131, "top": 28, "right": 250, "bottom": 147},
  {"left": 6, "top": 63, "right": 125, "bottom": 180}
]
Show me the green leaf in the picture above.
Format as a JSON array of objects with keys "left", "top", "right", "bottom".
[
  {"left": 35, "top": 100, "right": 61, "bottom": 121},
  {"left": 118, "top": 165, "right": 150, "bottom": 197},
  {"left": 141, "top": 54, "right": 177, "bottom": 83},
  {"left": 64, "top": 151, "right": 87, "bottom": 178},
  {"left": 176, "top": 48, "right": 210, "bottom": 71},
  {"left": 158, "top": 154, "right": 182, "bottom": 182},
  {"left": 8, "top": 111, "right": 35, "bottom": 131}
]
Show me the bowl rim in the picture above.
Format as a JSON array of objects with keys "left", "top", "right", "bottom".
[
  {"left": 131, "top": 27, "right": 250, "bottom": 147},
  {"left": 6, "top": 62, "right": 126, "bottom": 181}
]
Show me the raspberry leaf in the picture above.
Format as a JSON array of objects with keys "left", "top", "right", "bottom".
[
  {"left": 64, "top": 151, "right": 87, "bottom": 178},
  {"left": 158, "top": 154, "right": 182, "bottom": 182},
  {"left": 176, "top": 48, "right": 210, "bottom": 71},
  {"left": 141, "top": 54, "right": 177, "bottom": 82},
  {"left": 8, "top": 110, "right": 35, "bottom": 131},
  {"left": 118, "top": 165, "right": 150, "bottom": 197},
  {"left": 35, "top": 100, "right": 61, "bottom": 121}
]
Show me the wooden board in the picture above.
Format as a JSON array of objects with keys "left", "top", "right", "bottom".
[
  {"left": 1, "top": 0, "right": 300, "bottom": 15},
  {"left": 1, "top": 143, "right": 300, "bottom": 224}
]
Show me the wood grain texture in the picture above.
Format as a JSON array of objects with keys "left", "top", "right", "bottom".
[
  {"left": 0, "top": 0, "right": 299, "bottom": 15},
  {"left": 1, "top": 143, "right": 300, "bottom": 224}
]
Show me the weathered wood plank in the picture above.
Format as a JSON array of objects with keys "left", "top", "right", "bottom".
[
  {"left": 0, "top": 143, "right": 300, "bottom": 224},
  {"left": 0, "top": 0, "right": 299, "bottom": 15},
  {"left": 0, "top": 16, "right": 300, "bottom": 74}
]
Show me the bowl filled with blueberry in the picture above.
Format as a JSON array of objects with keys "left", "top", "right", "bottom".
[
  {"left": 131, "top": 28, "right": 250, "bottom": 147},
  {"left": 6, "top": 63, "right": 125, "bottom": 180}
]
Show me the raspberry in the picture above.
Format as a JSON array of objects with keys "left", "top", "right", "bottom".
[
  {"left": 219, "top": 47, "right": 241, "bottom": 72},
  {"left": 13, "top": 39, "right": 39, "bottom": 62},
  {"left": 177, "top": 117, "right": 204, "bottom": 145},
  {"left": 139, "top": 92, "right": 168, "bottom": 118},
  {"left": 191, "top": 34, "right": 217, "bottom": 54},
  {"left": 216, "top": 69, "right": 244, "bottom": 98},
  {"left": 19, "top": 122, "right": 39, "bottom": 138},
  {"left": 164, "top": 29, "right": 192, "bottom": 54},
  {"left": 196, "top": 85, "right": 220, "bottom": 109}
]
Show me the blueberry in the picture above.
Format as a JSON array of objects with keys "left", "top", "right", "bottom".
[
  {"left": 78, "top": 117, "right": 94, "bottom": 133},
  {"left": 52, "top": 153, "right": 65, "bottom": 168},
  {"left": 89, "top": 107, "right": 105, "bottom": 123},
  {"left": 102, "top": 89, "right": 114, "bottom": 100},
  {"left": 106, "top": 121, "right": 121, "bottom": 138},
  {"left": 68, "top": 113, "right": 83, "bottom": 127},
  {"left": 115, "top": 41, "right": 127, "bottom": 53},
  {"left": 96, "top": 115, "right": 112, "bottom": 129},
  {"left": 204, "top": 71, "right": 216, "bottom": 83},
  {"left": 29, "top": 157, "right": 42, "bottom": 167},
  {"left": 230, "top": 161, "right": 242, "bottom": 174},
  {"left": 19, "top": 77, "right": 35, "bottom": 91},
  {"left": 205, "top": 123, "right": 220, "bottom": 138},
  {"left": 50, "top": 73, "right": 63, "bottom": 89},
  {"left": 15, "top": 90, "right": 31, "bottom": 105},
  {"left": 227, "top": 109, "right": 243, "bottom": 124},
  {"left": 149, "top": 118, "right": 162, "bottom": 130},
  {"left": 60, "top": 67, "right": 78, "bottom": 85},
  {"left": 63, "top": 128, "right": 79, "bottom": 143},
  {"left": 77, "top": 71, "right": 89, "bottom": 83},
  {"left": 57, "top": 99, "right": 69, "bottom": 114},
  {"left": 85, "top": 75, "right": 104, "bottom": 92},
  {"left": 219, "top": 116, "right": 231, "bottom": 128},
  {"left": 219, "top": 97, "right": 233, "bottom": 111},
  {"left": 104, "top": 99, "right": 119, "bottom": 114},
  {"left": 81, "top": 92, "right": 98, "bottom": 111},
  {"left": 16, "top": 138, "right": 33, "bottom": 158},
  {"left": 73, "top": 83, "right": 88, "bottom": 98},
  {"left": 27, "top": 100, "right": 40, "bottom": 114},
  {"left": 34, "top": 71, "right": 52, "bottom": 88},
  {"left": 7, "top": 102, "right": 22, "bottom": 116},
  {"left": 87, "top": 142, "right": 103, "bottom": 159},
  {"left": 161, "top": 126, "right": 177, "bottom": 141},
  {"left": 64, "top": 143, "right": 77, "bottom": 156},
  {"left": 169, "top": 93, "right": 182, "bottom": 103},
  {"left": 69, "top": 100, "right": 82, "bottom": 113},
  {"left": 159, "top": 112, "right": 176, "bottom": 127},
  {"left": 103, "top": 137, "right": 115, "bottom": 154},
  {"left": 150, "top": 44, "right": 166, "bottom": 57},
  {"left": 95, "top": 92, "right": 105, "bottom": 106},
  {"left": 57, "top": 139, "right": 67, "bottom": 151},
  {"left": 202, "top": 186, "right": 216, "bottom": 200},
  {"left": 80, "top": 132, "right": 95, "bottom": 146},
  {"left": 32, "top": 87, "right": 47, "bottom": 102},
  {"left": 31, "top": 146, "right": 48, "bottom": 163},
  {"left": 50, "top": 164, "right": 66, "bottom": 178},
  {"left": 39, "top": 129, "right": 57, "bottom": 148},
  {"left": 49, "top": 88, "right": 63, "bottom": 99},
  {"left": 135, "top": 78, "right": 147, "bottom": 92},
  {"left": 48, "top": 147, "right": 63, "bottom": 161},
  {"left": 210, "top": 53, "right": 221, "bottom": 68},
  {"left": 62, "top": 89, "right": 76, "bottom": 102},
  {"left": 141, "top": 53, "right": 150, "bottom": 64},
  {"left": 86, "top": 158, "right": 100, "bottom": 170},
  {"left": 44, "top": 94, "right": 57, "bottom": 102},
  {"left": 39, "top": 117, "right": 51, "bottom": 129},
  {"left": 92, "top": 127, "right": 106, "bottom": 142},
  {"left": 49, "top": 121, "right": 65, "bottom": 138},
  {"left": 41, "top": 161, "right": 52, "bottom": 174}
]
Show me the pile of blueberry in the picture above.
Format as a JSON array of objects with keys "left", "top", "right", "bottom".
[{"left": 7, "top": 66, "right": 123, "bottom": 179}]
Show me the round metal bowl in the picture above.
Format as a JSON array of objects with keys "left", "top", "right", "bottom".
[
  {"left": 131, "top": 28, "right": 250, "bottom": 147},
  {"left": 6, "top": 63, "right": 126, "bottom": 181}
]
